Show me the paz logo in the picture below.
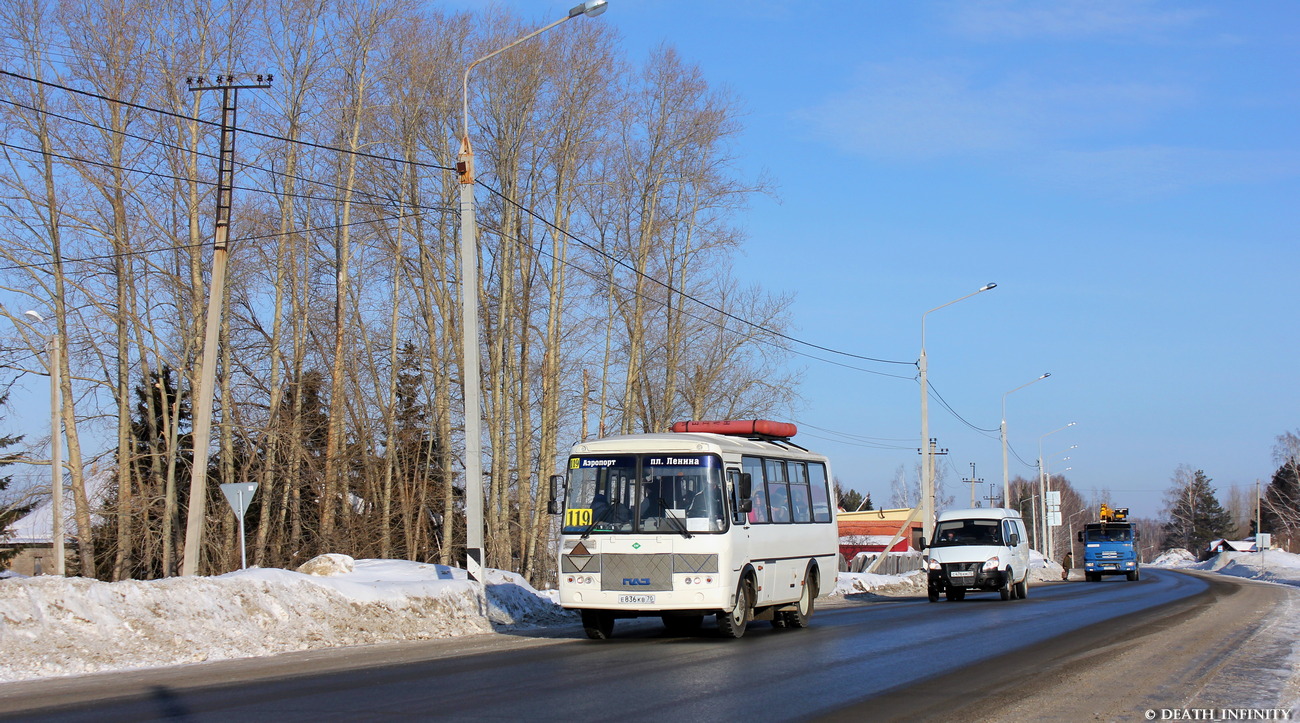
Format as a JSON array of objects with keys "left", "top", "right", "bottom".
[{"left": 632, "top": 543, "right": 641, "bottom": 550}]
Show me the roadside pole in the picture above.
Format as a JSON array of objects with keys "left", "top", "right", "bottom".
[{"left": 220, "top": 482, "right": 258, "bottom": 570}]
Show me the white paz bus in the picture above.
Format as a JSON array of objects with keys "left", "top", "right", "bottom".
[{"left": 548, "top": 420, "right": 838, "bottom": 639}]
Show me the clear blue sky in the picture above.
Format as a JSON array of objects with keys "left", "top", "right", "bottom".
[{"left": 491, "top": 0, "right": 1300, "bottom": 519}]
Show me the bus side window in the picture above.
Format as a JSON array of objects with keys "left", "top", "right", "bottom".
[
  {"left": 742, "top": 456, "right": 768, "bottom": 524},
  {"left": 765, "top": 459, "right": 790, "bottom": 523},
  {"left": 788, "top": 461, "right": 811, "bottom": 523},
  {"left": 807, "top": 461, "right": 831, "bottom": 522}
]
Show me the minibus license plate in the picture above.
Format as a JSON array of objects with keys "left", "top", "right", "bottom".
[
  {"left": 950, "top": 571, "right": 974, "bottom": 579},
  {"left": 619, "top": 594, "right": 654, "bottom": 604}
]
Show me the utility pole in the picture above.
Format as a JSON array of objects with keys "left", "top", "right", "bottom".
[
  {"left": 181, "top": 73, "right": 272, "bottom": 576},
  {"left": 963, "top": 462, "right": 984, "bottom": 508},
  {"left": 919, "top": 438, "right": 948, "bottom": 517}
]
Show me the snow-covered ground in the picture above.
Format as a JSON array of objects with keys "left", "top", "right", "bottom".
[
  {"left": 1, "top": 549, "right": 1298, "bottom": 689},
  {"left": 1150, "top": 546, "right": 1300, "bottom": 710}
]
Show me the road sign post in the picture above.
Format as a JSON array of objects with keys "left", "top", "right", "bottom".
[
  {"left": 1046, "top": 490, "right": 1061, "bottom": 527},
  {"left": 220, "top": 482, "right": 258, "bottom": 570}
]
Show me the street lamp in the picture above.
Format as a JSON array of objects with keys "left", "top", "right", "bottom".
[
  {"left": 23, "top": 310, "right": 65, "bottom": 576},
  {"left": 457, "top": 0, "right": 608, "bottom": 582},
  {"left": 1001, "top": 372, "right": 1049, "bottom": 505},
  {"left": 1043, "top": 445, "right": 1075, "bottom": 559},
  {"left": 919, "top": 282, "right": 996, "bottom": 540},
  {"left": 1037, "top": 423, "right": 1076, "bottom": 558}
]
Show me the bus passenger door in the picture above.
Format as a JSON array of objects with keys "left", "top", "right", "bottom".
[{"left": 727, "top": 468, "right": 750, "bottom": 541}]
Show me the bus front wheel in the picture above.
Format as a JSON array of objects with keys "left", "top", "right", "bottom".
[
  {"left": 581, "top": 610, "right": 614, "bottom": 640},
  {"left": 717, "top": 578, "right": 752, "bottom": 639}
]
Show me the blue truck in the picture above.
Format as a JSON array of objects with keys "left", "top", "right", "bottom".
[{"left": 1077, "top": 504, "right": 1141, "bottom": 582}]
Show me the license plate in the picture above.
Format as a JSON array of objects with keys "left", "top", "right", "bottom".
[
  {"left": 619, "top": 594, "right": 654, "bottom": 604},
  {"left": 950, "top": 571, "right": 974, "bottom": 579}
]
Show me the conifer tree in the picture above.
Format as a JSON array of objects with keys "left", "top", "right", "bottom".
[
  {"left": 1161, "top": 466, "right": 1233, "bottom": 555},
  {"left": 0, "top": 393, "right": 29, "bottom": 568},
  {"left": 1260, "top": 431, "right": 1300, "bottom": 549}
]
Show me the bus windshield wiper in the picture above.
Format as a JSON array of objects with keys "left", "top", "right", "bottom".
[
  {"left": 580, "top": 502, "right": 617, "bottom": 539},
  {"left": 657, "top": 498, "right": 692, "bottom": 539}
]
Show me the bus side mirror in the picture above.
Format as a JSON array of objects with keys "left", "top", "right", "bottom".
[
  {"left": 737, "top": 472, "right": 753, "bottom": 513},
  {"left": 1009, "top": 533, "right": 1019, "bottom": 547},
  {"left": 1077, "top": 531, "right": 1084, "bottom": 542},
  {"left": 547, "top": 474, "right": 563, "bottom": 515},
  {"left": 917, "top": 538, "right": 927, "bottom": 551}
]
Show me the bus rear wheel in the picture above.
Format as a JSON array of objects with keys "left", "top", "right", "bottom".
[
  {"left": 717, "top": 578, "right": 752, "bottom": 639},
  {"left": 581, "top": 610, "right": 614, "bottom": 640},
  {"left": 779, "top": 569, "right": 817, "bottom": 629}
]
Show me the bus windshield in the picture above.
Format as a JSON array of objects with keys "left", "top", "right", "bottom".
[{"left": 562, "top": 454, "right": 726, "bottom": 535}]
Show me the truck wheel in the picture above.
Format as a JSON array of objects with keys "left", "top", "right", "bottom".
[
  {"left": 582, "top": 610, "right": 614, "bottom": 640},
  {"left": 1126, "top": 570, "right": 1138, "bottom": 582}
]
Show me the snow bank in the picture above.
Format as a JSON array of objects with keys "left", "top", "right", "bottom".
[
  {"left": 1180, "top": 549, "right": 1300, "bottom": 588},
  {"left": 0, "top": 559, "right": 573, "bottom": 683},
  {"left": 1149, "top": 548, "right": 1199, "bottom": 567},
  {"left": 831, "top": 569, "right": 926, "bottom": 597}
]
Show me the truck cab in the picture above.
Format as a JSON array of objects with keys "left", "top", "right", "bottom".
[{"left": 1077, "top": 504, "right": 1140, "bottom": 581}]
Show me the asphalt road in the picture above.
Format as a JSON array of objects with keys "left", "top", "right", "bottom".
[{"left": 2, "top": 569, "right": 1293, "bottom": 722}]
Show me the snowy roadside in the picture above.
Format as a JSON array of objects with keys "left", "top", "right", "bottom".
[
  {"left": 0, "top": 557, "right": 574, "bottom": 683},
  {"left": 2, "top": 549, "right": 1298, "bottom": 687},
  {"left": 1149, "top": 547, "right": 1300, "bottom": 709}
]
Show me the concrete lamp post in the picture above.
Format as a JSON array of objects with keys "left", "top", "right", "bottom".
[
  {"left": 1037, "top": 423, "right": 1076, "bottom": 557},
  {"left": 457, "top": 0, "right": 608, "bottom": 581},
  {"left": 24, "top": 310, "right": 65, "bottom": 576},
  {"left": 919, "top": 282, "right": 996, "bottom": 540},
  {"left": 1001, "top": 373, "right": 1049, "bottom": 506}
]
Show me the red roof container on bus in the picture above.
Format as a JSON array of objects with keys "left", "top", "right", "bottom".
[{"left": 669, "top": 419, "right": 798, "bottom": 439}]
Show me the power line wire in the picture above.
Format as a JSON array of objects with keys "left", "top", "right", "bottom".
[
  {"left": 0, "top": 211, "right": 433, "bottom": 273},
  {"left": 480, "top": 182, "right": 917, "bottom": 369},
  {"left": 2, "top": 67, "right": 928, "bottom": 383},
  {"left": 0, "top": 68, "right": 457, "bottom": 172}
]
